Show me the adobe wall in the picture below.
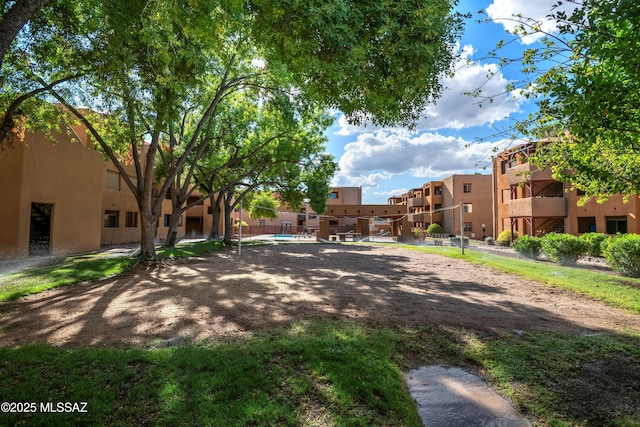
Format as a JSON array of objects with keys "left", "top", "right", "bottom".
[
  {"left": 0, "top": 143, "right": 26, "bottom": 258},
  {"left": 0, "top": 131, "right": 104, "bottom": 258}
]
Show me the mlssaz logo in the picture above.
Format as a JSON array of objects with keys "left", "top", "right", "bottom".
[{"left": 40, "top": 402, "right": 88, "bottom": 413}]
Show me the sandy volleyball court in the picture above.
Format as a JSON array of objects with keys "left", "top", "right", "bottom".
[{"left": 0, "top": 243, "right": 638, "bottom": 347}]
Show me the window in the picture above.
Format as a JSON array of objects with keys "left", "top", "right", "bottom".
[
  {"left": 606, "top": 217, "right": 627, "bottom": 234},
  {"left": 577, "top": 189, "right": 586, "bottom": 196},
  {"left": 125, "top": 211, "right": 138, "bottom": 228},
  {"left": 105, "top": 171, "right": 120, "bottom": 191},
  {"left": 463, "top": 183, "right": 472, "bottom": 193},
  {"left": 162, "top": 214, "right": 182, "bottom": 227},
  {"left": 259, "top": 220, "right": 266, "bottom": 226},
  {"left": 463, "top": 203, "right": 473, "bottom": 213},
  {"left": 207, "top": 206, "right": 213, "bottom": 214},
  {"left": 463, "top": 222, "right": 473, "bottom": 232},
  {"left": 434, "top": 186, "right": 442, "bottom": 195},
  {"left": 578, "top": 217, "right": 596, "bottom": 233},
  {"left": 328, "top": 192, "right": 339, "bottom": 199},
  {"left": 434, "top": 204, "right": 442, "bottom": 211},
  {"left": 104, "top": 210, "right": 119, "bottom": 228}
]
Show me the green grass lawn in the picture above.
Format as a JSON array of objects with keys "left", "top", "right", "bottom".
[
  {"left": 0, "top": 240, "right": 225, "bottom": 302},
  {"left": 0, "top": 321, "right": 422, "bottom": 426},
  {"left": 398, "top": 244, "right": 640, "bottom": 314},
  {"left": 1, "top": 241, "right": 639, "bottom": 425}
]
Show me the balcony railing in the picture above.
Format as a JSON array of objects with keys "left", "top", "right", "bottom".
[
  {"left": 507, "top": 163, "right": 554, "bottom": 186},
  {"left": 508, "top": 197, "right": 567, "bottom": 217},
  {"left": 407, "top": 197, "right": 424, "bottom": 208},
  {"left": 428, "top": 212, "right": 443, "bottom": 223},
  {"left": 408, "top": 212, "right": 425, "bottom": 223}
]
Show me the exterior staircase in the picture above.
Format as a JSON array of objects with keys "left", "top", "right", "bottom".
[{"left": 535, "top": 218, "right": 564, "bottom": 236}]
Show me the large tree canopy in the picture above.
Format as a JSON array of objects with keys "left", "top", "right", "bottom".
[
  {"left": 248, "top": 0, "right": 466, "bottom": 127},
  {"left": 3, "top": 0, "right": 466, "bottom": 259},
  {"left": 484, "top": 0, "right": 640, "bottom": 202},
  {"left": 530, "top": 0, "right": 640, "bottom": 201}
]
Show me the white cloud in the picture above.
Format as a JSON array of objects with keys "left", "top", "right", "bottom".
[
  {"left": 375, "top": 188, "right": 408, "bottom": 198},
  {"left": 336, "top": 43, "right": 524, "bottom": 135},
  {"left": 416, "top": 58, "right": 523, "bottom": 131},
  {"left": 332, "top": 171, "right": 391, "bottom": 189},
  {"left": 334, "top": 130, "right": 500, "bottom": 187},
  {"left": 486, "top": 0, "right": 578, "bottom": 44}
]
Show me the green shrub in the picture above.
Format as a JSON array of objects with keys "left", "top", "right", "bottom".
[
  {"left": 540, "top": 233, "right": 588, "bottom": 265},
  {"left": 602, "top": 234, "right": 640, "bottom": 278},
  {"left": 512, "top": 235, "right": 542, "bottom": 259},
  {"left": 579, "top": 232, "right": 609, "bottom": 257},
  {"left": 427, "top": 223, "right": 445, "bottom": 235},
  {"left": 496, "top": 230, "right": 518, "bottom": 247}
]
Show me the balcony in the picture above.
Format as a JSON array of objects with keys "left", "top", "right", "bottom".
[
  {"left": 427, "top": 194, "right": 443, "bottom": 205},
  {"left": 507, "top": 163, "right": 554, "bottom": 186},
  {"left": 408, "top": 212, "right": 425, "bottom": 223},
  {"left": 508, "top": 197, "right": 567, "bottom": 218},
  {"left": 407, "top": 197, "right": 424, "bottom": 208},
  {"left": 428, "top": 212, "right": 443, "bottom": 224}
]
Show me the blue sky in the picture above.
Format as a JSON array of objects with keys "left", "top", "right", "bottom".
[{"left": 326, "top": 0, "right": 576, "bottom": 204}]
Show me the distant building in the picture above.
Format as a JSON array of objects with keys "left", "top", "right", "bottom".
[
  {"left": 232, "top": 187, "right": 366, "bottom": 235},
  {"left": 389, "top": 174, "right": 493, "bottom": 239},
  {"left": 492, "top": 143, "right": 640, "bottom": 237}
]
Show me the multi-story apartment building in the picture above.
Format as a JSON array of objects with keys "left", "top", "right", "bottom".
[
  {"left": 391, "top": 174, "right": 494, "bottom": 239},
  {"left": 0, "top": 121, "right": 217, "bottom": 259},
  {"left": 493, "top": 143, "right": 640, "bottom": 237}
]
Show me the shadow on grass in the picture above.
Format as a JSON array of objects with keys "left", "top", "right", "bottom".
[
  {"left": 0, "top": 257, "right": 137, "bottom": 302},
  {"left": 463, "top": 330, "right": 640, "bottom": 426},
  {"left": 0, "top": 321, "right": 421, "bottom": 426}
]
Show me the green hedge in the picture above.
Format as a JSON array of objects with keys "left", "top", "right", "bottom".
[
  {"left": 512, "top": 235, "right": 542, "bottom": 259},
  {"left": 540, "top": 233, "right": 588, "bottom": 265},
  {"left": 603, "top": 234, "right": 640, "bottom": 278},
  {"left": 497, "top": 230, "right": 518, "bottom": 247},
  {"left": 427, "top": 223, "right": 445, "bottom": 235},
  {"left": 579, "top": 233, "right": 609, "bottom": 257}
]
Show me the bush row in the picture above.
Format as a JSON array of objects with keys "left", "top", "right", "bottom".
[{"left": 507, "top": 232, "right": 640, "bottom": 278}]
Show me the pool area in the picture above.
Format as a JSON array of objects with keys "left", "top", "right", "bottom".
[{"left": 241, "top": 234, "right": 312, "bottom": 242}]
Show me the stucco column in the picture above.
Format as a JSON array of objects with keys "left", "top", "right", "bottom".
[
  {"left": 356, "top": 218, "right": 370, "bottom": 237},
  {"left": 317, "top": 217, "right": 330, "bottom": 240},
  {"left": 401, "top": 216, "right": 414, "bottom": 242}
]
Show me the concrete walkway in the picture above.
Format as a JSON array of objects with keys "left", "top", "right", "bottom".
[{"left": 406, "top": 366, "right": 531, "bottom": 427}]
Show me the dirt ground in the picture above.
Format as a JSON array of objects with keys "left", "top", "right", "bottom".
[{"left": 0, "top": 243, "right": 638, "bottom": 348}]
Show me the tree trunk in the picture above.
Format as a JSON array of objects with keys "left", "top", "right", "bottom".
[
  {"left": 208, "top": 193, "right": 222, "bottom": 240},
  {"left": 0, "top": 0, "right": 50, "bottom": 70},
  {"left": 163, "top": 205, "right": 182, "bottom": 248},
  {"left": 163, "top": 184, "right": 182, "bottom": 248},
  {"left": 139, "top": 209, "right": 157, "bottom": 261},
  {"left": 223, "top": 194, "right": 234, "bottom": 245}
]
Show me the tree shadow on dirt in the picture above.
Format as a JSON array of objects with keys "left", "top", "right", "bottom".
[
  {"left": 1, "top": 243, "right": 636, "bottom": 347},
  {"left": 1, "top": 243, "right": 639, "bottom": 425}
]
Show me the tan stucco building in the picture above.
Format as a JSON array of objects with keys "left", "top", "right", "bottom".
[
  {"left": 232, "top": 187, "right": 367, "bottom": 235},
  {"left": 0, "top": 122, "right": 213, "bottom": 259},
  {"left": 493, "top": 143, "right": 640, "bottom": 237},
  {"left": 0, "top": 126, "right": 105, "bottom": 258},
  {"left": 390, "top": 174, "right": 494, "bottom": 239}
]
